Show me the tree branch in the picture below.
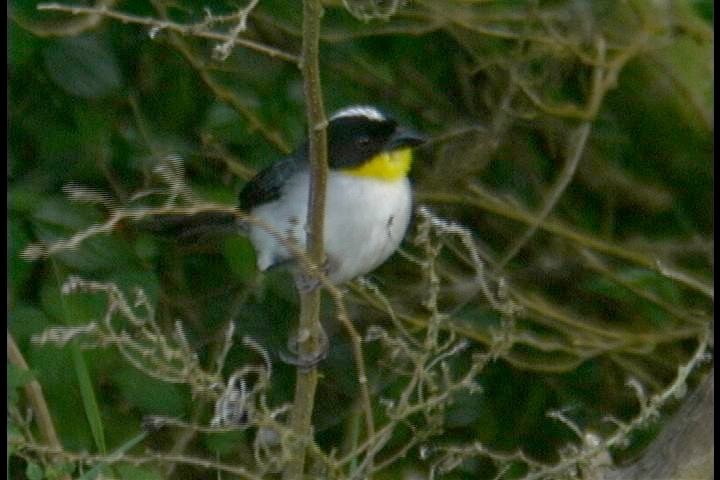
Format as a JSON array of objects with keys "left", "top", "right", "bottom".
[
  {"left": 7, "top": 331, "right": 69, "bottom": 479},
  {"left": 36, "top": 3, "right": 299, "bottom": 64},
  {"left": 283, "top": 0, "right": 328, "bottom": 478}
]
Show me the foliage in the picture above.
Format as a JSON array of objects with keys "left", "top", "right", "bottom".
[{"left": 8, "top": 0, "right": 713, "bottom": 479}]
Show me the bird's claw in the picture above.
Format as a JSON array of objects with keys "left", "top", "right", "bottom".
[
  {"left": 279, "top": 325, "right": 329, "bottom": 372},
  {"left": 294, "top": 259, "right": 331, "bottom": 293}
]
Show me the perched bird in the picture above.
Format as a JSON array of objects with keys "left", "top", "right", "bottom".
[{"left": 239, "top": 105, "right": 426, "bottom": 284}]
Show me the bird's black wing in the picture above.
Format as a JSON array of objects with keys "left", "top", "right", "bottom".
[{"left": 239, "top": 153, "right": 306, "bottom": 211}]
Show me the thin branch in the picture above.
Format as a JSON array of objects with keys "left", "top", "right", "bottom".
[
  {"left": 14, "top": 442, "right": 265, "bottom": 480},
  {"left": 36, "top": 3, "right": 299, "bottom": 64},
  {"left": 421, "top": 187, "right": 658, "bottom": 270},
  {"left": 581, "top": 250, "right": 708, "bottom": 325},
  {"left": 165, "top": 32, "right": 292, "bottom": 153},
  {"left": 7, "top": 332, "right": 64, "bottom": 452},
  {"left": 13, "top": 0, "right": 116, "bottom": 37},
  {"left": 212, "top": 0, "right": 261, "bottom": 60},
  {"left": 512, "top": 32, "right": 651, "bottom": 120},
  {"left": 283, "top": 1, "right": 329, "bottom": 479},
  {"left": 326, "top": 284, "right": 376, "bottom": 447},
  {"left": 656, "top": 260, "right": 714, "bottom": 300},
  {"left": 495, "top": 121, "right": 591, "bottom": 271},
  {"left": 22, "top": 203, "right": 241, "bottom": 261}
]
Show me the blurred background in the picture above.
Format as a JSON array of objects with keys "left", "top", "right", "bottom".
[{"left": 8, "top": 0, "right": 713, "bottom": 479}]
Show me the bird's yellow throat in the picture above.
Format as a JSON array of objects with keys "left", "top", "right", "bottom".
[{"left": 342, "top": 148, "right": 413, "bottom": 181}]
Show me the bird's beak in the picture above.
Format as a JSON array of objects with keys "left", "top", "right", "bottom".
[{"left": 386, "top": 127, "right": 427, "bottom": 150}]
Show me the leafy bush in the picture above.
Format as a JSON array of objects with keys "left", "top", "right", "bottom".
[{"left": 9, "top": 1, "right": 713, "bottom": 479}]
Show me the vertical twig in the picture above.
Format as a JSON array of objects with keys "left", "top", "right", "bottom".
[
  {"left": 326, "top": 285, "right": 376, "bottom": 469},
  {"left": 283, "top": 0, "right": 328, "bottom": 478},
  {"left": 7, "top": 332, "right": 61, "bottom": 448},
  {"left": 7, "top": 331, "right": 70, "bottom": 480}
]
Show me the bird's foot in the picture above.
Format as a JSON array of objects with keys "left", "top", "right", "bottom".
[
  {"left": 279, "top": 325, "right": 329, "bottom": 372},
  {"left": 294, "top": 259, "right": 331, "bottom": 293}
]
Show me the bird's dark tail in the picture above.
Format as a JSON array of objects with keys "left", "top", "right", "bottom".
[{"left": 136, "top": 212, "right": 241, "bottom": 240}]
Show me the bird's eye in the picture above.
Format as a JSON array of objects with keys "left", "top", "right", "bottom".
[{"left": 356, "top": 136, "right": 371, "bottom": 147}]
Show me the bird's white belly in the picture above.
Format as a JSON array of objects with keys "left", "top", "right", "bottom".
[{"left": 248, "top": 171, "right": 412, "bottom": 284}]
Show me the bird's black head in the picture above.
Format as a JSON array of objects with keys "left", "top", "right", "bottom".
[
  {"left": 239, "top": 106, "right": 424, "bottom": 210},
  {"left": 323, "top": 106, "right": 425, "bottom": 170}
]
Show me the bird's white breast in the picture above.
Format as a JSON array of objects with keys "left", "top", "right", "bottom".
[{"left": 248, "top": 171, "right": 412, "bottom": 284}]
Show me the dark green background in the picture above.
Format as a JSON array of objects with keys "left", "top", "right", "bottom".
[{"left": 9, "top": 1, "right": 713, "bottom": 479}]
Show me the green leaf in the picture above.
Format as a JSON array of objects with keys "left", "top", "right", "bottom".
[
  {"left": 7, "top": 363, "right": 36, "bottom": 405},
  {"left": 111, "top": 368, "right": 187, "bottom": 417},
  {"left": 117, "top": 464, "right": 163, "bottom": 480},
  {"left": 72, "top": 105, "right": 113, "bottom": 146},
  {"left": 223, "top": 236, "right": 257, "bottom": 281},
  {"left": 32, "top": 196, "right": 104, "bottom": 231},
  {"left": 39, "top": 264, "right": 107, "bottom": 454},
  {"left": 40, "top": 278, "right": 106, "bottom": 327},
  {"left": 44, "top": 462, "right": 76, "bottom": 480},
  {"left": 31, "top": 197, "right": 139, "bottom": 273},
  {"left": 25, "top": 462, "right": 44, "bottom": 480},
  {"left": 203, "top": 430, "right": 246, "bottom": 456},
  {"left": 116, "top": 464, "right": 163, "bottom": 480},
  {"left": 202, "top": 103, "right": 249, "bottom": 144},
  {"left": 7, "top": 363, "right": 35, "bottom": 390},
  {"left": 8, "top": 220, "right": 34, "bottom": 298},
  {"left": 26, "top": 338, "right": 91, "bottom": 448},
  {"left": 43, "top": 35, "right": 122, "bottom": 99},
  {"left": 133, "top": 234, "right": 159, "bottom": 261},
  {"left": 8, "top": 19, "right": 41, "bottom": 69},
  {"left": 104, "top": 270, "right": 161, "bottom": 311},
  {"left": 8, "top": 183, "right": 45, "bottom": 215}
]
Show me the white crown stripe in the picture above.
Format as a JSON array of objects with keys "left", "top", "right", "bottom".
[{"left": 329, "top": 105, "right": 386, "bottom": 122}]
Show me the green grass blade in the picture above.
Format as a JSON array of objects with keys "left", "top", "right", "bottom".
[{"left": 70, "top": 341, "right": 107, "bottom": 454}]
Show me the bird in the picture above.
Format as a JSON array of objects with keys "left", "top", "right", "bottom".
[{"left": 239, "top": 105, "right": 426, "bottom": 285}]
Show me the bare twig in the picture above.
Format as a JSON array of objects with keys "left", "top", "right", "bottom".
[
  {"left": 36, "top": 3, "right": 299, "bottom": 64},
  {"left": 166, "top": 33, "right": 292, "bottom": 153},
  {"left": 212, "top": 0, "right": 261, "bottom": 60},
  {"left": 422, "top": 187, "right": 658, "bottom": 270},
  {"left": 495, "top": 121, "right": 591, "bottom": 271},
  {"left": 283, "top": 1, "right": 329, "bottom": 479},
  {"left": 13, "top": 0, "right": 116, "bottom": 37},
  {"left": 13, "top": 441, "right": 265, "bottom": 480},
  {"left": 7, "top": 332, "right": 66, "bottom": 469},
  {"left": 656, "top": 260, "right": 714, "bottom": 300}
]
